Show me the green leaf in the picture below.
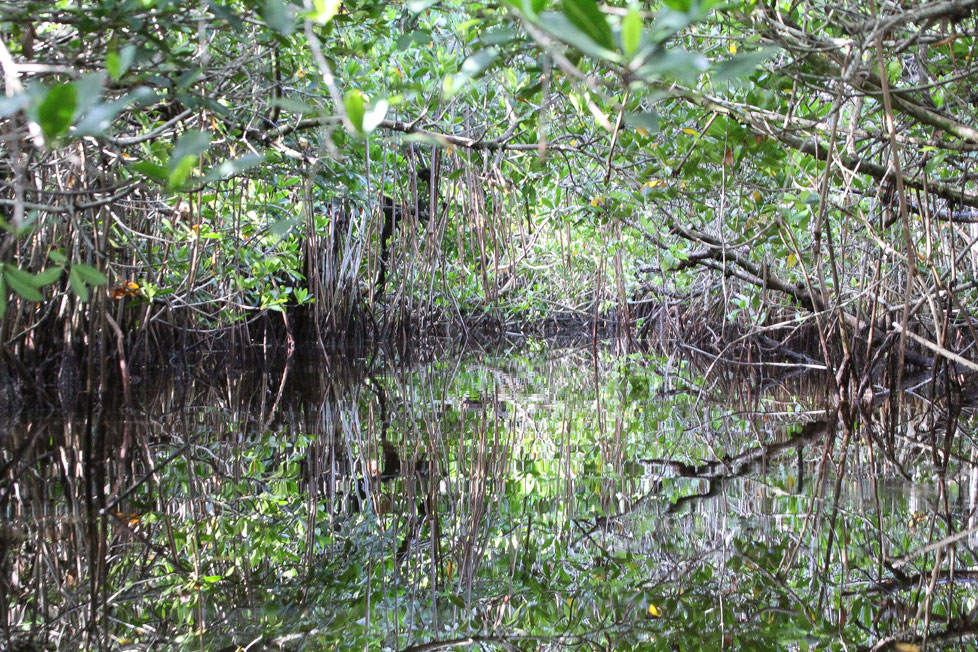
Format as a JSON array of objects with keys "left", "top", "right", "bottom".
[
  {"left": 73, "top": 73, "right": 106, "bottom": 119},
  {"left": 461, "top": 49, "right": 497, "bottom": 77},
  {"left": 635, "top": 49, "right": 708, "bottom": 83},
  {"left": 538, "top": 12, "right": 619, "bottom": 62},
  {"left": 75, "top": 88, "right": 154, "bottom": 137},
  {"left": 168, "top": 157, "right": 197, "bottom": 191},
  {"left": 169, "top": 130, "right": 212, "bottom": 174},
  {"left": 712, "top": 47, "right": 778, "bottom": 83},
  {"left": 37, "top": 83, "right": 77, "bottom": 144},
  {"left": 261, "top": 0, "right": 295, "bottom": 34},
  {"left": 407, "top": 0, "right": 437, "bottom": 11},
  {"left": 106, "top": 45, "right": 137, "bottom": 81},
  {"left": 131, "top": 160, "right": 169, "bottom": 183},
  {"left": 68, "top": 267, "right": 89, "bottom": 302},
  {"left": 34, "top": 266, "right": 63, "bottom": 286},
  {"left": 270, "top": 97, "right": 318, "bottom": 114},
  {"left": 4, "top": 266, "right": 44, "bottom": 301},
  {"left": 167, "top": 130, "right": 211, "bottom": 191},
  {"left": 624, "top": 112, "right": 660, "bottom": 133},
  {"left": 621, "top": 6, "right": 642, "bottom": 57},
  {"left": 562, "top": 0, "right": 614, "bottom": 51},
  {"left": 202, "top": 153, "right": 267, "bottom": 183},
  {"left": 395, "top": 32, "right": 415, "bottom": 51},
  {"left": 0, "top": 92, "right": 29, "bottom": 118},
  {"left": 0, "top": 277, "right": 6, "bottom": 319},
  {"left": 270, "top": 218, "right": 300, "bottom": 238},
  {"left": 4, "top": 265, "right": 45, "bottom": 288},
  {"left": 309, "top": 0, "right": 342, "bottom": 24},
  {"left": 48, "top": 250, "right": 67, "bottom": 264},
  {"left": 72, "top": 263, "right": 107, "bottom": 286},
  {"left": 344, "top": 90, "right": 365, "bottom": 134}
]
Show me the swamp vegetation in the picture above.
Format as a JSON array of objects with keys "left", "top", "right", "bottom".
[{"left": 4, "top": 0, "right": 978, "bottom": 649}]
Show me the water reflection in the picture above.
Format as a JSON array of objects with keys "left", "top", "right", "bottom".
[{"left": 2, "top": 346, "right": 977, "bottom": 650}]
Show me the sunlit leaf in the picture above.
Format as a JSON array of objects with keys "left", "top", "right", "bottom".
[
  {"left": 362, "top": 99, "right": 389, "bottom": 133},
  {"left": 107, "top": 45, "right": 137, "bottom": 81},
  {"left": 37, "top": 83, "right": 76, "bottom": 144},
  {"left": 169, "top": 130, "right": 212, "bottom": 174},
  {"left": 407, "top": 0, "right": 437, "bottom": 11},
  {"left": 621, "top": 6, "right": 642, "bottom": 58},
  {"left": 344, "top": 89, "right": 365, "bottom": 134},
  {"left": 309, "top": 0, "right": 342, "bottom": 23},
  {"left": 131, "top": 161, "right": 169, "bottom": 183},
  {"left": 168, "top": 155, "right": 198, "bottom": 192}
]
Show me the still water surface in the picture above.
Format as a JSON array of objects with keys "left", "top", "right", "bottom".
[{"left": 3, "top": 346, "right": 977, "bottom": 650}]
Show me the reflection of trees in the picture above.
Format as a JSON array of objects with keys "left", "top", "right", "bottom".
[{"left": 4, "top": 349, "right": 978, "bottom": 649}]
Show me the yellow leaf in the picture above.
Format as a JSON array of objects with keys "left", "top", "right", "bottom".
[
  {"left": 786, "top": 253, "right": 797, "bottom": 268},
  {"left": 636, "top": 127, "right": 648, "bottom": 137},
  {"left": 647, "top": 603, "right": 663, "bottom": 618},
  {"left": 728, "top": 42, "right": 737, "bottom": 55},
  {"left": 570, "top": 139, "right": 578, "bottom": 147},
  {"left": 751, "top": 190, "right": 762, "bottom": 203},
  {"left": 650, "top": 141, "right": 659, "bottom": 149},
  {"left": 893, "top": 644, "right": 920, "bottom": 652},
  {"left": 392, "top": 67, "right": 404, "bottom": 80},
  {"left": 682, "top": 128, "right": 697, "bottom": 135}
]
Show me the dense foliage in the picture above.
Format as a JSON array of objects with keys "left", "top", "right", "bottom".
[{"left": 2, "top": 0, "right": 977, "bottom": 378}]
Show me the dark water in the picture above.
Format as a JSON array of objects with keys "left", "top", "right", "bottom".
[{"left": 3, "top": 346, "right": 977, "bottom": 650}]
